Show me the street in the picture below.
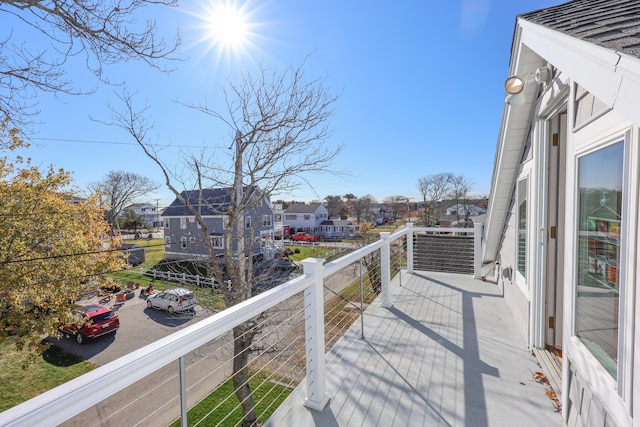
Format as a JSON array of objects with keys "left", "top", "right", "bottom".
[{"left": 53, "top": 259, "right": 363, "bottom": 426}]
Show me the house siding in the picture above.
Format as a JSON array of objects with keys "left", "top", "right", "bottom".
[
  {"left": 164, "top": 216, "right": 227, "bottom": 260},
  {"left": 497, "top": 204, "right": 530, "bottom": 344},
  {"left": 162, "top": 187, "right": 275, "bottom": 261},
  {"left": 487, "top": 4, "right": 640, "bottom": 426}
]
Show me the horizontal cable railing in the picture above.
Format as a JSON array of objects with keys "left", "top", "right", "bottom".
[{"left": 0, "top": 224, "right": 482, "bottom": 426}]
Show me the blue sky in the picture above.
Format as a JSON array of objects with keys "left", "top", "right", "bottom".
[{"left": 12, "top": 0, "right": 560, "bottom": 207}]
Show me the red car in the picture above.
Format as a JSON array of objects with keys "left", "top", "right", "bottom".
[
  {"left": 60, "top": 304, "right": 120, "bottom": 344},
  {"left": 291, "top": 232, "right": 321, "bottom": 242}
]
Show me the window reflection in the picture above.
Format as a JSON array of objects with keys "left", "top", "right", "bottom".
[{"left": 575, "top": 142, "right": 623, "bottom": 379}]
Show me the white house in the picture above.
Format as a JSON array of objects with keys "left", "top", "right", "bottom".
[
  {"left": 283, "top": 203, "right": 328, "bottom": 234},
  {"left": 318, "top": 219, "right": 359, "bottom": 238},
  {"left": 445, "top": 204, "right": 486, "bottom": 217},
  {"left": 484, "top": 2, "right": 640, "bottom": 426},
  {"left": 124, "top": 202, "right": 161, "bottom": 227}
]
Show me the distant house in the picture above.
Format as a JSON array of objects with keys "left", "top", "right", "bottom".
[
  {"left": 283, "top": 203, "right": 328, "bottom": 234},
  {"left": 318, "top": 219, "right": 359, "bottom": 238},
  {"left": 445, "top": 204, "right": 486, "bottom": 217},
  {"left": 124, "top": 203, "right": 161, "bottom": 227},
  {"left": 161, "top": 187, "right": 275, "bottom": 261},
  {"left": 484, "top": 2, "right": 640, "bottom": 425}
]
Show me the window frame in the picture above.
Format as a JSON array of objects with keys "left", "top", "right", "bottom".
[
  {"left": 515, "top": 175, "right": 530, "bottom": 289},
  {"left": 571, "top": 134, "right": 630, "bottom": 395},
  {"left": 210, "top": 235, "right": 224, "bottom": 249},
  {"left": 564, "top": 125, "right": 637, "bottom": 421}
]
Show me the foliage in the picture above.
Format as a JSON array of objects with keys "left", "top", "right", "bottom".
[
  {"left": 0, "top": 139, "right": 124, "bottom": 352},
  {"left": 0, "top": 339, "right": 95, "bottom": 411},
  {"left": 118, "top": 209, "right": 146, "bottom": 231}
]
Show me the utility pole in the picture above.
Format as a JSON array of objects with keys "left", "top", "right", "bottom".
[
  {"left": 155, "top": 198, "right": 160, "bottom": 230},
  {"left": 406, "top": 197, "right": 413, "bottom": 223}
]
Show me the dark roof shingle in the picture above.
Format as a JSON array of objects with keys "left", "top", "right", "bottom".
[{"left": 521, "top": 0, "right": 640, "bottom": 59}]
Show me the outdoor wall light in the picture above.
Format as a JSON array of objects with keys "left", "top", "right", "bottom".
[{"left": 504, "top": 65, "right": 552, "bottom": 105}]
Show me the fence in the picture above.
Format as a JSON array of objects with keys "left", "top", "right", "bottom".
[{"left": 0, "top": 224, "right": 481, "bottom": 426}]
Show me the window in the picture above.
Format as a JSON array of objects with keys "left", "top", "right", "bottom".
[
  {"left": 262, "top": 215, "right": 272, "bottom": 227},
  {"left": 165, "top": 219, "right": 170, "bottom": 229},
  {"left": 285, "top": 214, "right": 297, "bottom": 221},
  {"left": 164, "top": 236, "right": 170, "bottom": 247},
  {"left": 274, "top": 213, "right": 282, "bottom": 222},
  {"left": 210, "top": 235, "right": 224, "bottom": 249},
  {"left": 304, "top": 214, "right": 310, "bottom": 221},
  {"left": 189, "top": 237, "right": 196, "bottom": 243},
  {"left": 575, "top": 141, "right": 623, "bottom": 379},
  {"left": 180, "top": 237, "right": 187, "bottom": 249},
  {"left": 517, "top": 177, "right": 528, "bottom": 280},
  {"left": 180, "top": 217, "right": 186, "bottom": 230},
  {"left": 245, "top": 216, "right": 251, "bottom": 229}
]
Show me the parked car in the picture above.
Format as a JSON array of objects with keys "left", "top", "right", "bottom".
[
  {"left": 291, "top": 232, "right": 322, "bottom": 242},
  {"left": 146, "top": 288, "right": 197, "bottom": 313},
  {"left": 60, "top": 304, "right": 120, "bottom": 344}
]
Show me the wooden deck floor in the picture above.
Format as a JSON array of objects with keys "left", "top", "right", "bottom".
[{"left": 265, "top": 270, "right": 564, "bottom": 427}]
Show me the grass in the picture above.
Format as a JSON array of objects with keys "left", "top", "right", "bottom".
[
  {"left": 0, "top": 339, "right": 95, "bottom": 412},
  {"left": 113, "top": 238, "right": 227, "bottom": 310},
  {"left": 169, "top": 371, "right": 293, "bottom": 427}
]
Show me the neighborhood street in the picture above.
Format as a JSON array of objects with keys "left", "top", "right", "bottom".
[
  {"left": 53, "top": 259, "right": 363, "bottom": 426},
  {"left": 55, "top": 289, "right": 233, "bottom": 427}
]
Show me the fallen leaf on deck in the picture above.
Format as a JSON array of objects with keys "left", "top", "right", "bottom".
[{"left": 533, "top": 372, "right": 548, "bottom": 383}]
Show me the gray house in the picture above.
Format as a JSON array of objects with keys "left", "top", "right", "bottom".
[
  {"left": 484, "top": 2, "right": 640, "bottom": 426},
  {"left": 162, "top": 187, "right": 275, "bottom": 261}
]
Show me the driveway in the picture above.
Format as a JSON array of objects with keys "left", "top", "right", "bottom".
[
  {"left": 53, "top": 288, "right": 228, "bottom": 427},
  {"left": 52, "top": 288, "right": 214, "bottom": 366}
]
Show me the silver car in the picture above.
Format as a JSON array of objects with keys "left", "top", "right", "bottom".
[{"left": 146, "top": 288, "right": 197, "bottom": 313}]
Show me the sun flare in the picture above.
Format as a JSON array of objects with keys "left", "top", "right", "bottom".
[
  {"left": 191, "top": 0, "right": 262, "bottom": 62},
  {"left": 207, "top": 3, "right": 250, "bottom": 50}
]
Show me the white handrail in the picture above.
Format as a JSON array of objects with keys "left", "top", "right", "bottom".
[
  {"left": 0, "top": 273, "right": 313, "bottom": 427},
  {"left": 0, "top": 225, "right": 481, "bottom": 426}
]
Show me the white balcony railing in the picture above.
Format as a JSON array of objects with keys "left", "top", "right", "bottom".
[{"left": 0, "top": 223, "right": 482, "bottom": 427}]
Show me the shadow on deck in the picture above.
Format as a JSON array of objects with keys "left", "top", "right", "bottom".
[{"left": 266, "top": 270, "right": 564, "bottom": 427}]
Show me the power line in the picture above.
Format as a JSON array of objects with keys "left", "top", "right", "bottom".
[{"left": 26, "top": 136, "right": 211, "bottom": 149}]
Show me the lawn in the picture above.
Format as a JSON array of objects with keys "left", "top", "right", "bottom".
[
  {"left": 169, "top": 371, "right": 293, "bottom": 427},
  {"left": 114, "top": 238, "right": 227, "bottom": 310},
  {"left": 0, "top": 339, "right": 95, "bottom": 412}
]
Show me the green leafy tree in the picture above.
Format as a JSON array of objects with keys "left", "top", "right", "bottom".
[{"left": 0, "top": 130, "right": 124, "bottom": 352}]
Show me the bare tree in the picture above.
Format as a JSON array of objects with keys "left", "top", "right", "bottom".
[
  {"left": 89, "top": 170, "right": 160, "bottom": 233},
  {"left": 0, "top": 0, "right": 179, "bottom": 129},
  {"left": 353, "top": 194, "right": 374, "bottom": 223},
  {"left": 417, "top": 172, "right": 454, "bottom": 226},
  {"left": 324, "top": 195, "right": 344, "bottom": 218},
  {"left": 108, "top": 63, "right": 341, "bottom": 426},
  {"left": 450, "top": 174, "right": 474, "bottom": 226}
]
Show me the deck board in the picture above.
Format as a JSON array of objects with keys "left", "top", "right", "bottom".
[{"left": 265, "top": 270, "right": 564, "bottom": 427}]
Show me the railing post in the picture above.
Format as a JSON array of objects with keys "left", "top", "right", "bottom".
[
  {"left": 406, "top": 223, "right": 414, "bottom": 274},
  {"left": 380, "top": 232, "right": 392, "bottom": 308},
  {"left": 302, "top": 258, "right": 330, "bottom": 411},
  {"left": 473, "top": 222, "right": 484, "bottom": 279},
  {"left": 178, "top": 356, "right": 187, "bottom": 427}
]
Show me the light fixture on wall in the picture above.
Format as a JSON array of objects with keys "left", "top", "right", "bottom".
[{"left": 504, "top": 65, "right": 552, "bottom": 105}]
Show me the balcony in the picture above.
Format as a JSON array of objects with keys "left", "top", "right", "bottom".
[{"left": 0, "top": 225, "right": 563, "bottom": 426}]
